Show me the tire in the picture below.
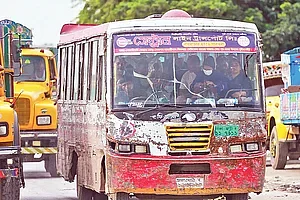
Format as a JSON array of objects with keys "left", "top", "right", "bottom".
[
  {"left": 225, "top": 193, "right": 248, "bottom": 200},
  {"left": 78, "top": 185, "right": 93, "bottom": 200},
  {"left": 115, "top": 193, "right": 130, "bottom": 200},
  {"left": 0, "top": 177, "right": 20, "bottom": 200},
  {"left": 45, "top": 154, "right": 59, "bottom": 177},
  {"left": 93, "top": 191, "right": 108, "bottom": 200},
  {"left": 289, "top": 154, "right": 299, "bottom": 160},
  {"left": 270, "top": 126, "right": 288, "bottom": 169}
]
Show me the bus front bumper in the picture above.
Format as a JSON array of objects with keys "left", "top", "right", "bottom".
[{"left": 106, "top": 152, "right": 266, "bottom": 196}]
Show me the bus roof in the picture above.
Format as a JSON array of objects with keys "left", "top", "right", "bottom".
[{"left": 58, "top": 16, "right": 259, "bottom": 45}]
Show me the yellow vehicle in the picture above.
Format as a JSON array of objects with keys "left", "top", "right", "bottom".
[
  {"left": 0, "top": 19, "right": 25, "bottom": 199},
  {"left": 263, "top": 61, "right": 297, "bottom": 169},
  {"left": 14, "top": 48, "right": 58, "bottom": 177}
]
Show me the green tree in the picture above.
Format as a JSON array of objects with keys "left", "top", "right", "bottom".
[{"left": 75, "top": 0, "right": 300, "bottom": 61}]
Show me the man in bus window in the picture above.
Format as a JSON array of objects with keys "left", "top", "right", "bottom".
[
  {"left": 216, "top": 55, "right": 230, "bottom": 78},
  {"left": 191, "top": 56, "right": 228, "bottom": 98},
  {"left": 226, "top": 57, "right": 252, "bottom": 99},
  {"left": 178, "top": 55, "right": 200, "bottom": 97}
]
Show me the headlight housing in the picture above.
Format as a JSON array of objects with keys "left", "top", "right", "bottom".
[
  {"left": 245, "top": 142, "right": 259, "bottom": 152},
  {"left": 0, "top": 123, "right": 8, "bottom": 136},
  {"left": 115, "top": 143, "right": 149, "bottom": 154},
  {"left": 36, "top": 116, "right": 51, "bottom": 125}
]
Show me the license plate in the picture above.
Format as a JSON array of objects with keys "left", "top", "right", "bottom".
[
  {"left": 176, "top": 177, "right": 204, "bottom": 188},
  {"left": 214, "top": 124, "right": 239, "bottom": 137},
  {"left": 32, "top": 141, "right": 41, "bottom": 147}
]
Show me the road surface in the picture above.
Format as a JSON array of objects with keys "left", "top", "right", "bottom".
[
  {"left": 20, "top": 161, "right": 77, "bottom": 200},
  {"left": 20, "top": 160, "right": 300, "bottom": 200}
]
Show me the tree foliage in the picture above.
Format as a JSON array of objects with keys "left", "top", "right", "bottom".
[{"left": 75, "top": 0, "right": 300, "bottom": 61}]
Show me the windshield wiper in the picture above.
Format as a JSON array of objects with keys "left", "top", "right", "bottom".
[{"left": 135, "top": 104, "right": 184, "bottom": 119}]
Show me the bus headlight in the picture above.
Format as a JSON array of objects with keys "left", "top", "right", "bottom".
[
  {"left": 116, "top": 143, "right": 149, "bottom": 154},
  {"left": 230, "top": 144, "right": 243, "bottom": 153},
  {"left": 245, "top": 142, "right": 259, "bottom": 152},
  {"left": 118, "top": 144, "right": 131, "bottom": 153},
  {"left": 135, "top": 145, "right": 147, "bottom": 153},
  {"left": 37, "top": 116, "right": 51, "bottom": 125},
  {"left": 0, "top": 125, "right": 7, "bottom": 136}
]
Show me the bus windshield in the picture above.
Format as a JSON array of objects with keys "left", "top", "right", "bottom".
[
  {"left": 14, "top": 56, "right": 46, "bottom": 82},
  {"left": 112, "top": 32, "right": 262, "bottom": 110}
]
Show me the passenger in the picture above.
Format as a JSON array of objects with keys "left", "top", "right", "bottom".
[
  {"left": 216, "top": 55, "right": 230, "bottom": 78},
  {"left": 226, "top": 57, "right": 252, "bottom": 99},
  {"left": 191, "top": 56, "right": 228, "bottom": 98},
  {"left": 178, "top": 55, "right": 201, "bottom": 97},
  {"left": 130, "top": 61, "right": 152, "bottom": 98},
  {"left": 175, "top": 53, "right": 188, "bottom": 81},
  {"left": 114, "top": 76, "right": 133, "bottom": 104},
  {"left": 114, "top": 56, "right": 125, "bottom": 80}
]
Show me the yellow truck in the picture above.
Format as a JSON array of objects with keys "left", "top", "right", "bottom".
[
  {"left": 0, "top": 19, "right": 25, "bottom": 199},
  {"left": 263, "top": 61, "right": 298, "bottom": 169},
  {"left": 14, "top": 47, "right": 58, "bottom": 177}
]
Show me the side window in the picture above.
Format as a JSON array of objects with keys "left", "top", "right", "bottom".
[
  {"left": 97, "top": 55, "right": 103, "bottom": 101},
  {"left": 97, "top": 36, "right": 105, "bottom": 101},
  {"left": 66, "top": 46, "right": 73, "bottom": 100},
  {"left": 59, "top": 47, "right": 68, "bottom": 100},
  {"left": 73, "top": 44, "right": 80, "bottom": 100},
  {"left": 49, "top": 58, "right": 56, "bottom": 80},
  {"left": 87, "top": 41, "right": 93, "bottom": 100},
  {"left": 90, "top": 40, "right": 98, "bottom": 101},
  {"left": 82, "top": 42, "right": 89, "bottom": 101},
  {"left": 79, "top": 43, "right": 85, "bottom": 100}
]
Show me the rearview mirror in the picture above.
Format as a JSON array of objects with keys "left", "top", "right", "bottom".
[{"left": 11, "top": 41, "right": 21, "bottom": 63}]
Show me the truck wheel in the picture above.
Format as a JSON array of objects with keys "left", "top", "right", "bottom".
[
  {"left": 93, "top": 191, "right": 108, "bottom": 200},
  {"left": 270, "top": 126, "right": 288, "bottom": 169},
  {"left": 78, "top": 186, "right": 93, "bottom": 200},
  {"left": 0, "top": 177, "right": 20, "bottom": 200},
  {"left": 45, "top": 154, "right": 59, "bottom": 177},
  {"left": 289, "top": 154, "right": 299, "bottom": 160},
  {"left": 225, "top": 193, "right": 248, "bottom": 200},
  {"left": 116, "top": 193, "right": 130, "bottom": 200}
]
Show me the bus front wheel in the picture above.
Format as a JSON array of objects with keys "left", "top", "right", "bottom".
[
  {"left": 225, "top": 193, "right": 248, "bottom": 200},
  {"left": 270, "top": 126, "right": 288, "bottom": 169}
]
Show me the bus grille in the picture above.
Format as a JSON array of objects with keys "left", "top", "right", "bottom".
[
  {"left": 15, "top": 98, "right": 31, "bottom": 126},
  {"left": 166, "top": 124, "right": 212, "bottom": 152}
]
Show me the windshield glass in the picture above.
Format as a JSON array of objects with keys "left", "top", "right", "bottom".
[
  {"left": 112, "top": 32, "right": 262, "bottom": 109},
  {"left": 14, "top": 56, "right": 46, "bottom": 82}
]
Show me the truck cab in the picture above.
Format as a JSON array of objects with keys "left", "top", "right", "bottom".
[
  {"left": 14, "top": 48, "right": 58, "bottom": 177},
  {"left": 0, "top": 19, "right": 25, "bottom": 200}
]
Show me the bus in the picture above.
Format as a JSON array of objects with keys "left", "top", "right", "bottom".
[{"left": 57, "top": 9, "right": 266, "bottom": 200}]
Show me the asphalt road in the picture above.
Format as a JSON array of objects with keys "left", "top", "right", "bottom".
[
  {"left": 20, "top": 161, "right": 77, "bottom": 200},
  {"left": 20, "top": 159, "right": 300, "bottom": 200}
]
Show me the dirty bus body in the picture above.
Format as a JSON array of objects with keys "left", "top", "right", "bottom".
[
  {"left": 57, "top": 10, "right": 266, "bottom": 200},
  {"left": 14, "top": 47, "right": 58, "bottom": 177},
  {"left": 0, "top": 20, "right": 24, "bottom": 199}
]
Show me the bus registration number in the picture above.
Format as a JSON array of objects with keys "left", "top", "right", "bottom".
[
  {"left": 214, "top": 124, "right": 239, "bottom": 137},
  {"left": 176, "top": 178, "right": 204, "bottom": 188}
]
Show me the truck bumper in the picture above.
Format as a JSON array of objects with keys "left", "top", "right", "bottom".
[
  {"left": 21, "top": 130, "right": 57, "bottom": 155},
  {"left": 106, "top": 152, "right": 266, "bottom": 196}
]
